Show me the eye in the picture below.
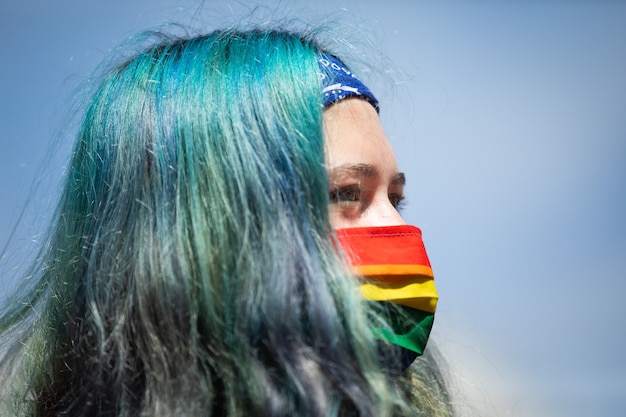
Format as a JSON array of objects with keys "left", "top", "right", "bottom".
[
  {"left": 388, "top": 193, "right": 405, "bottom": 209},
  {"left": 329, "top": 185, "right": 362, "bottom": 204}
]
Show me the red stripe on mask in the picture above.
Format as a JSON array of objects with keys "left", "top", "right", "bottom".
[{"left": 334, "top": 225, "right": 432, "bottom": 277}]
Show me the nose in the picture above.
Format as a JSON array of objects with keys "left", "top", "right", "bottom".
[{"left": 361, "top": 195, "right": 406, "bottom": 227}]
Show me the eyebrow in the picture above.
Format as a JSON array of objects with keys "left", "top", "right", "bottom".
[{"left": 329, "top": 163, "right": 406, "bottom": 185}]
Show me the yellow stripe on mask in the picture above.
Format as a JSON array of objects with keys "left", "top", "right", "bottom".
[{"left": 360, "top": 279, "right": 438, "bottom": 313}]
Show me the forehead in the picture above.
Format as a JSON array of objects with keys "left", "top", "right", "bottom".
[{"left": 323, "top": 98, "right": 398, "bottom": 173}]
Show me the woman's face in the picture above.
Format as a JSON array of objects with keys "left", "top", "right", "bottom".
[{"left": 324, "top": 98, "right": 406, "bottom": 229}]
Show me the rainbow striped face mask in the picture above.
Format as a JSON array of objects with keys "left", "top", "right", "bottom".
[{"left": 335, "top": 225, "right": 438, "bottom": 367}]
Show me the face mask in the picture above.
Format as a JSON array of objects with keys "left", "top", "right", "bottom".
[{"left": 334, "top": 225, "right": 438, "bottom": 367}]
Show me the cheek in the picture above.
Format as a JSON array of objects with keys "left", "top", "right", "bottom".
[
  {"left": 327, "top": 203, "right": 372, "bottom": 229},
  {"left": 329, "top": 212, "right": 346, "bottom": 229},
  {"left": 328, "top": 204, "right": 366, "bottom": 229},
  {"left": 328, "top": 205, "right": 357, "bottom": 229}
]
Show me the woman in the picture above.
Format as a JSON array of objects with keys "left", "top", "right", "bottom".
[{"left": 0, "top": 28, "right": 452, "bottom": 416}]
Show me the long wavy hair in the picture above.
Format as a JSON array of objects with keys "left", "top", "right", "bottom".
[{"left": 0, "top": 28, "right": 453, "bottom": 417}]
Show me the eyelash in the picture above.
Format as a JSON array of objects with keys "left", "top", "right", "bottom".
[
  {"left": 329, "top": 186, "right": 405, "bottom": 210},
  {"left": 389, "top": 194, "right": 406, "bottom": 210},
  {"left": 329, "top": 185, "right": 361, "bottom": 204}
]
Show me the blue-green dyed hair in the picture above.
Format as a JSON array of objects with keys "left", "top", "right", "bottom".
[{"left": 0, "top": 28, "right": 452, "bottom": 417}]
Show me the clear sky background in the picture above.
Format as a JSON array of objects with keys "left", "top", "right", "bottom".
[{"left": 1, "top": 1, "right": 625, "bottom": 416}]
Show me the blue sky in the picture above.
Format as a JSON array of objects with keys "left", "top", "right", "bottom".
[{"left": 1, "top": 1, "right": 625, "bottom": 416}]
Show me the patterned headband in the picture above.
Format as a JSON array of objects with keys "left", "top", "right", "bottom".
[{"left": 318, "top": 53, "right": 379, "bottom": 112}]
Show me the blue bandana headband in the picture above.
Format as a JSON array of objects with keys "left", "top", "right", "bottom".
[{"left": 318, "top": 53, "right": 379, "bottom": 112}]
